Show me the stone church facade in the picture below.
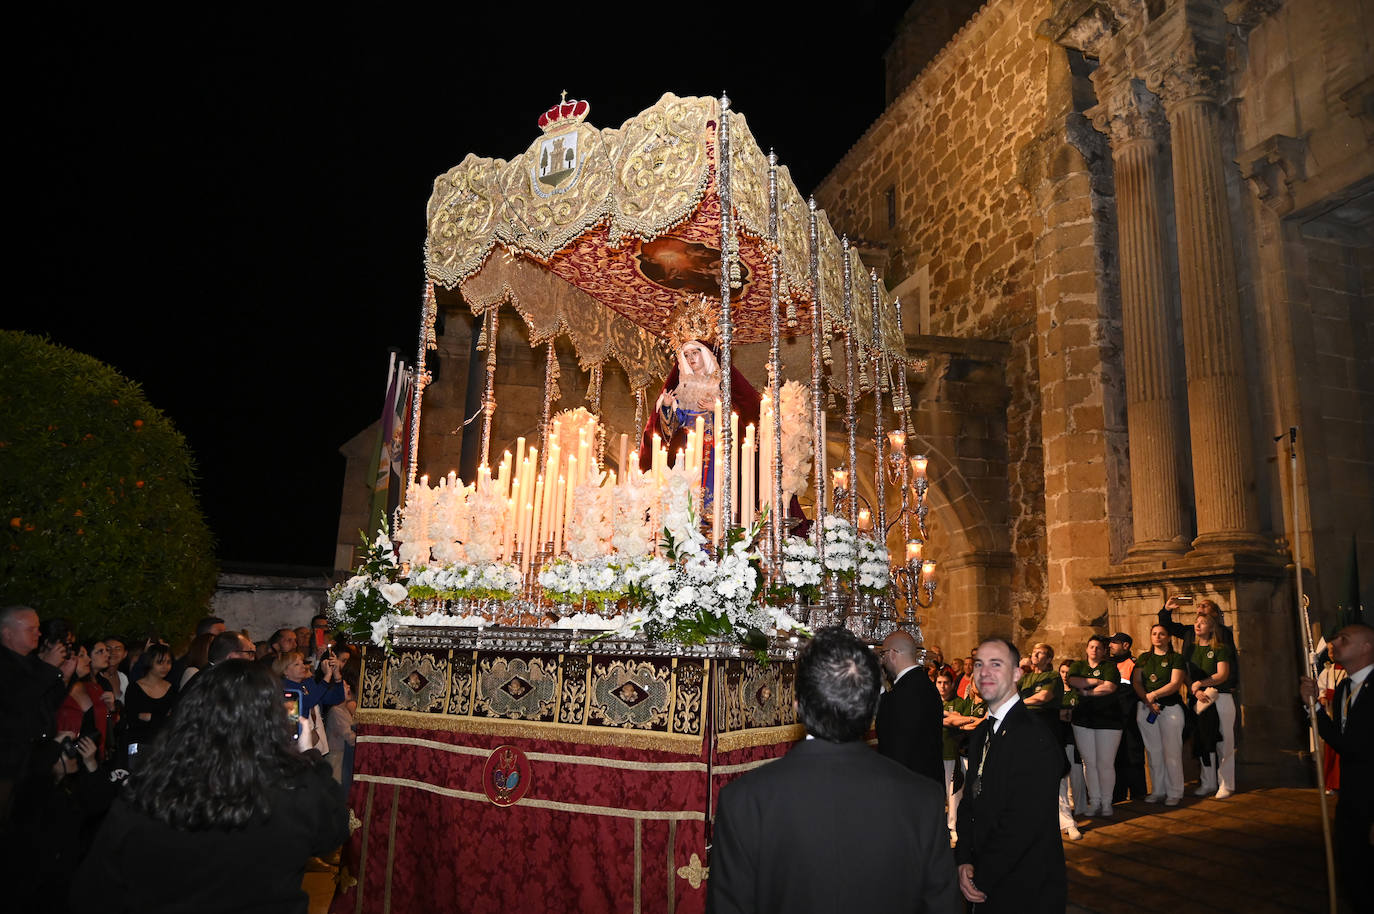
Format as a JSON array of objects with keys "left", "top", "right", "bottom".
[
  {"left": 814, "top": 0, "right": 1372, "bottom": 779},
  {"left": 337, "top": 0, "right": 1371, "bottom": 781}
]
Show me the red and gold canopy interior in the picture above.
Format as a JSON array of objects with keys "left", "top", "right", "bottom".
[{"left": 425, "top": 93, "right": 903, "bottom": 385}]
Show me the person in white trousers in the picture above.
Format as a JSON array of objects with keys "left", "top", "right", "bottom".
[
  {"left": 1132, "top": 624, "right": 1186, "bottom": 805},
  {"left": 1067, "top": 635, "right": 1125, "bottom": 817},
  {"left": 1188, "top": 612, "right": 1236, "bottom": 797}
]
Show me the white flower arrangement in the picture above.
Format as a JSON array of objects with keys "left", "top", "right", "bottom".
[
  {"left": 538, "top": 554, "right": 629, "bottom": 610},
  {"left": 408, "top": 561, "right": 523, "bottom": 602},
  {"left": 856, "top": 536, "right": 892, "bottom": 593},
  {"left": 567, "top": 477, "right": 614, "bottom": 561},
  {"left": 327, "top": 526, "right": 405, "bottom": 651},
  {"left": 614, "top": 502, "right": 803, "bottom": 644},
  {"left": 610, "top": 467, "right": 656, "bottom": 557}
]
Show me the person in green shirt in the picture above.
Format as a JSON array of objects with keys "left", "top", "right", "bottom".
[
  {"left": 1057, "top": 659, "right": 1087, "bottom": 818},
  {"left": 938, "top": 671, "right": 978, "bottom": 842},
  {"left": 1132, "top": 623, "right": 1186, "bottom": 805},
  {"left": 1018, "top": 643, "right": 1082, "bottom": 839},
  {"left": 1188, "top": 612, "right": 1236, "bottom": 797},
  {"left": 1067, "top": 635, "right": 1124, "bottom": 817}
]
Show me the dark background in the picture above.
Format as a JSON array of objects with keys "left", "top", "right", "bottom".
[{"left": 9, "top": 5, "right": 907, "bottom": 567}]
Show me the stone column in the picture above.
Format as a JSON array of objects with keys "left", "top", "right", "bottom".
[
  {"left": 1157, "top": 59, "right": 1268, "bottom": 555},
  {"left": 1094, "top": 79, "right": 1192, "bottom": 559}
]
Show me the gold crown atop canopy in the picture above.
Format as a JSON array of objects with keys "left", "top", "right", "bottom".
[{"left": 664, "top": 296, "right": 719, "bottom": 354}]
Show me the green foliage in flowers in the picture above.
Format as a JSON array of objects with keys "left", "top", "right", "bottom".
[{"left": 0, "top": 331, "right": 217, "bottom": 639}]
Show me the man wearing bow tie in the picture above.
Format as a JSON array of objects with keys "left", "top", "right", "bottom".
[
  {"left": 956, "top": 637, "right": 1067, "bottom": 912},
  {"left": 1301, "top": 622, "right": 1373, "bottom": 911}
]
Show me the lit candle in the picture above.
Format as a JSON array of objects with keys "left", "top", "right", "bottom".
[
  {"left": 906, "top": 539, "right": 923, "bottom": 564},
  {"left": 888, "top": 429, "right": 906, "bottom": 452},
  {"left": 858, "top": 508, "right": 871, "bottom": 531},
  {"left": 618, "top": 433, "right": 629, "bottom": 478},
  {"left": 832, "top": 468, "right": 848, "bottom": 493},
  {"left": 911, "top": 454, "right": 928, "bottom": 479},
  {"left": 498, "top": 451, "right": 513, "bottom": 500},
  {"left": 742, "top": 426, "right": 755, "bottom": 530},
  {"left": 478, "top": 464, "right": 491, "bottom": 495},
  {"left": 578, "top": 430, "right": 590, "bottom": 486},
  {"left": 712, "top": 439, "right": 722, "bottom": 548},
  {"left": 503, "top": 496, "right": 516, "bottom": 561},
  {"left": 532, "top": 474, "right": 546, "bottom": 555},
  {"left": 730, "top": 411, "right": 739, "bottom": 525},
  {"left": 552, "top": 474, "right": 566, "bottom": 556},
  {"left": 758, "top": 395, "right": 771, "bottom": 514},
  {"left": 564, "top": 456, "right": 578, "bottom": 551},
  {"left": 921, "top": 560, "right": 937, "bottom": 586}
]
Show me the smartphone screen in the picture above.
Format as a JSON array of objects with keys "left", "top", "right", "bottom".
[
  {"left": 283, "top": 687, "right": 303, "bottom": 740},
  {"left": 314, "top": 629, "right": 328, "bottom": 658}
]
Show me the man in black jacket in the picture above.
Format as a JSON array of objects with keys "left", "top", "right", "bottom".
[
  {"left": 876, "top": 629, "right": 945, "bottom": 786},
  {"left": 956, "top": 636, "right": 1067, "bottom": 912},
  {"left": 1301, "top": 622, "right": 1373, "bottom": 911},
  {"left": 0, "top": 605, "right": 76, "bottom": 818},
  {"left": 707, "top": 627, "right": 957, "bottom": 914}
]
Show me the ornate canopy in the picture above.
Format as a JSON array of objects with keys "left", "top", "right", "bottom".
[{"left": 425, "top": 93, "right": 903, "bottom": 384}]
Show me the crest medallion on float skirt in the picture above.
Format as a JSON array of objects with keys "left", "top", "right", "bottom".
[{"left": 483, "top": 744, "right": 532, "bottom": 807}]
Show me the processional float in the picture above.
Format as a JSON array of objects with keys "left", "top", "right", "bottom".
[{"left": 332, "top": 92, "right": 939, "bottom": 654}]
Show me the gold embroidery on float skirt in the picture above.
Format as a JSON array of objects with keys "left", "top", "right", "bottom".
[
  {"left": 383, "top": 650, "right": 449, "bottom": 715},
  {"left": 589, "top": 657, "right": 672, "bottom": 730},
  {"left": 475, "top": 655, "right": 558, "bottom": 721},
  {"left": 355, "top": 708, "right": 705, "bottom": 754},
  {"left": 716, "top": 724, "right": 807, "bottom": 753}
]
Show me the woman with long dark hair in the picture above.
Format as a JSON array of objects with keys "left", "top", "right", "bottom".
[
  {"left": 71, "top": 660, "right": 347, "bottom": 913},
  {"left": 120, "top": 642, "right": 175, "bottom": 764}
]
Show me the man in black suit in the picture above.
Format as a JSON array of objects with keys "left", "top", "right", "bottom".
[
  {"left": 707, "top": 627, "right": 958, "bottom": 914},
  {"left": 1301, "top": 622, "right": 1373, "bottom": 912},
  {"left": 876, "top": 629, "right": 945, "bottom": 785},
  {"left": 956, "top": 637, "right": 1067, "bottom": 912}
]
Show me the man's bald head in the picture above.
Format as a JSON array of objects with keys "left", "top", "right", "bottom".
[
  {"left": 1330, "top": 623, "right": 1374, "bottom": 671},
  {"left": 879, "top": 630, "right": 919, "bottom": 680}
]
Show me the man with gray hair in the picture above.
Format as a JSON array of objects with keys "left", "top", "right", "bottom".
[
  {"left": 707, "top": 627, "right": 957, "bottom": 914},
  {"left": 0, "top": 605, "right": 77, "bottom": 815}
]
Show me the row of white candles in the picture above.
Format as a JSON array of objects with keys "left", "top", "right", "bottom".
[
  {"left": 408, "top": 393, "right": 799, "bottom": 568},
  {"left": 406, "top": 407, "right": 935, "bottom": 586}
]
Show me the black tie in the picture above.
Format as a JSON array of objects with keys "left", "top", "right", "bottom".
[{"left": 972, "top": 716, "right": 997, "bottom": 796}]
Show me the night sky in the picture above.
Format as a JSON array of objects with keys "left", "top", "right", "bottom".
[{"left": 10, "top": 5, "right": 907, "bottom": 567}]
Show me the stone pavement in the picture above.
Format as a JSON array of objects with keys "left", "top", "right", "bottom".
[
  {"left": 1064, "top": 788, "right": 1337, "bottom": 914},
  {"left": 304, "top": 786, "right": 1340, "bottom": 913}
]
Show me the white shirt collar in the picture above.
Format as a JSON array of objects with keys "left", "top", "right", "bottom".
[
  {"left": 1348, "top": 663, "right": 1373, "bottom": 688},
  {"left": 986, "top": 694, "right": 1020, "bottom": 732},
  {"left": 891, "top": 664, "right": 919, "bottom": 685}
]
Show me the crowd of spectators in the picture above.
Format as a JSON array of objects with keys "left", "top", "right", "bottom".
[
  {"left": 0, "top": 605, "right": 356, "bottom": 913},
  {"left": 925, "top": 594, "right": 1242, "bottom": 845}
]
